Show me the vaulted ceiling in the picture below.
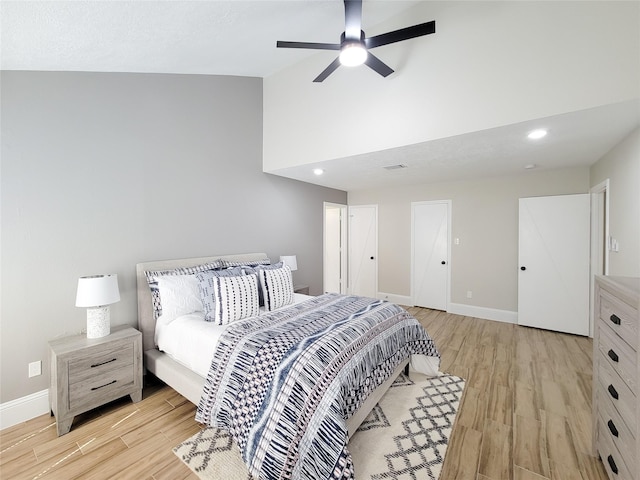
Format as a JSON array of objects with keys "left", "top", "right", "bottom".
[{"left": 3, "top": 1, "right": 639, "bottom": 192}]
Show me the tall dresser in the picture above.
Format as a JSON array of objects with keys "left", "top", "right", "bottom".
[{"left": 593, "top": 275, "right": 640, "bottom": 479}]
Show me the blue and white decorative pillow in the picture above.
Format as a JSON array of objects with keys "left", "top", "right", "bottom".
[
  {"left": 222, "top": 258, "right": 271, "bottom": 268},
  {"left": 258, "top": 264, "right": 294, "bottom": 312},
  {"left": 247, "top": 262, "right": 283, "bottom": 306},
  {"left": 145, "top": 260, "right": 224, "bottom": 320},
  {"left": 208, "top": 273, "right": 260, "bottom": 325},
  {"left": 195, "top": 267, "right": 245, "bottom": 323}
]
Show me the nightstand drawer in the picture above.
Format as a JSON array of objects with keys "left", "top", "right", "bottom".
[
  {"left": 49, "top": 326, "right": 143, "bottom": 435},
  {"left": 69, "top": 343, "right": 134, "bottom": 384},
  {"left": 599, "top": 322, "right": 637, "bottom": 394},
  {"left": 599, "top": 289, "right": 638, "bottom": 350},
  {"left": 69, "top": 361, "right": 136, "bottom": 411}
]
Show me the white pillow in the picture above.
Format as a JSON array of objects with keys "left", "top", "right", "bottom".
[
  {"left": 145, "top": 260, "right": 224, "bottom": 320},
  {"left": 258, "top": 264, "right": 294, "bottom": 312},
  {"left": 155, "top": 275, "right": 202, "bottom": 326},
  {"left": 211, "top": 273, "right": 260, "bottom": 325}
]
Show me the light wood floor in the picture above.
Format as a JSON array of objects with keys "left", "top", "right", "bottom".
[{"left": 1, "top": 309, "right": 609, "bottom": 480}]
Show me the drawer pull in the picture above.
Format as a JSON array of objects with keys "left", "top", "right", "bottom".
[
  {"left": 607, "top": 419, "right": 619, "bottom": 437},
  {"left": 607, "top": 349, "right": 619, "bottom": 363},
  {"left": 91, "top": 380, "right": 116, "bottom": 391},
  {"left": 607, "top": 384, "right": 619, "bottom": 400},
  {"left": 607, "top": 455, "right": 618, "bottom": 475},
  {"left": 91, "top": 358, "right": 117, "bottom": 368},
  {"left": 609, "top": 314, "right": 621, "bottom": 325}
]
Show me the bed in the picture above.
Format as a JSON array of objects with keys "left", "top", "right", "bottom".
[{"left": 136, "top": 252, "right": 440, "bottom": 479}]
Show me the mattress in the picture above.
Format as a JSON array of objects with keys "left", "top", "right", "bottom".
[{"left": 156, "top": 293, "right": 312, "bottom": 377}]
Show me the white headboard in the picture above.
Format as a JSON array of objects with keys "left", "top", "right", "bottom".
[{"left": 136, "top": 252, "right": 270, "bottom": 351}]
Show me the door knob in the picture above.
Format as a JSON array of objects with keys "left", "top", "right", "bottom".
[
  {"left": 370, "top": 256, "right": 374, "bottom": 260},
  {"left": 520, "top": 266, "right": 526, "bottom": 271},
  {"left": 441, "top": 261, "right": 446, "bottom": 265}
]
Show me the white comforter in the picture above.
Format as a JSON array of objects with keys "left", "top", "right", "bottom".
[{"left": 155, "top": 293, "right": 311, "bottom": 377}]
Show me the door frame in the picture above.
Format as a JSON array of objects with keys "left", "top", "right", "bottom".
[
  {"left": 323, "top": 202, "right": 348, "bottom": 294},
  {"left": 589, "top": 179, "right": 610, "bottom": 337},
  {"left": 410, "top": 200, "right": 452, "bottom": 310},
  {"left": 348, "top": 204, "right": 378, "bottom": 297}
]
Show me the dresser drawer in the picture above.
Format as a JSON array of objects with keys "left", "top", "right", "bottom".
[
  {"left": 597, "top": 415, "right": 633, "bottom": 480},
  {"left": 598, "top": 385, "right": 636, "bottom": 463},
  {"left": 598, "top": 356, "right": 637, "bottom": 431},
  {"left": 599, "top": 289, "right": 638, "bottom": 350},
  {"left": 69, "top": 343, "right": 134, "bottom": 384},
  {"left": 599, "top": 322, "right": 637, "bottom": 394},
  {"left": 594, "top": 276, "right": 640, "bottom": 480},
  {"left": 69, "top": 363, "right": 136, "bottom": 411}
]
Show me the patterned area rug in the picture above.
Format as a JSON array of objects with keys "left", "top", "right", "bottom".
[{"left": 174, "top": 373, "right": 465, "bottom": 480}]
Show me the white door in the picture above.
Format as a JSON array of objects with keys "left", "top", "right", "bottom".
[
  {"left": 323, "top": 203, "right": 347, "bottom": 294},
  {"left": 348, "top": 205, "right": 378, "bottom": 298},
  {"left": 412, "top": 201, "right": 450, "bottom": 310},
  {"left": 518, "top": 194, "right": 590, "bottom": 335}
]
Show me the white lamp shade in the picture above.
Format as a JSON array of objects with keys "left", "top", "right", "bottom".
[
  {"left": 279, "top": 255, "right": 298, "bottom": 272},
  {"left": 75, "top": 274, "right": 120, "bottom": 307}
]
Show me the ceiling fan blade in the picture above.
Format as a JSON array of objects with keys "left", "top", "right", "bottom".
[
  {"left": 313, "top": 57, "right": 342, "bottom": 82},
  {"left": 343, "top": 0, "right": 363, "bottom": 40},
  {"left": 365, "top": 20, "right": 436, "bottom": 49},
  {"left": 277, "top": 41, "right": 340, "bottom": 50},
  {"left": 364, "top": 52, "right": 394, "bottom": 78}
]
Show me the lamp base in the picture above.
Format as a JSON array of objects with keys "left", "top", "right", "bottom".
[{"left": 87, "top": 306, "right": 111, "bottom": 339}]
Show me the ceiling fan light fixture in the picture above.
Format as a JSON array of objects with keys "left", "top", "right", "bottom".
[
  {"left": 339, "top": 43, "right": 367, "bottom": 67},
  {"left": 276, "top": 0, "right": 436, "bottom": 82}
]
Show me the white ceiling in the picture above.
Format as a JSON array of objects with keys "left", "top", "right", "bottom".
[
  {"left": 3, "top": 0, "right": 639, "bottom": 192},
  {"left": 274, "top": 99, "right": 640, "bottom": 191},
  {"left": 1, "top": 0, "right": 422, "bottom": 77}
]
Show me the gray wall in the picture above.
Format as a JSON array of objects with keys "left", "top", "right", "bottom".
[
  {"left": 0, "top": 71, "right": 347, "bottom": 403},
  {"left": 348, "top": 167, "right": 591, "bottom": 313},
  {"left": 591, "top": 127, "right": 640, "bottom": 277}
]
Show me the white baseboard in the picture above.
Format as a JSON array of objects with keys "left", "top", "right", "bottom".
[
  {"left": 378, "top": 293, "right": 518, "bottom": 324},
  {"left": 447, "top": 302, "right": 518, "bottom": 324},
  {"left": 0, "top": 389, "right": 50, "bottom": 431},
  {"left": 378, "top": 292, "right": 413, "bottom": 306}
]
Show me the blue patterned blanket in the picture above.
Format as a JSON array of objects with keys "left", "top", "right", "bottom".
[{"left": 196, "top": 293, "right": 440, "bottom": 480}]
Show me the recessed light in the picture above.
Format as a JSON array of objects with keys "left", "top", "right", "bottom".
[
  {"left": 524, "top": 164, "right": 537, "bottom": 170},
  {"left": 313, "top": 168, "right": 324, "bottom": 176},
  {"left": 527, "top": 129, "right": 547, "bottom": 140}
]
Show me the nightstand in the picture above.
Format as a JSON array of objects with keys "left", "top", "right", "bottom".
[
  {"left": 48, "top": 325, "right": 143, "bottom": 436},
  {"left": 294, "top": 284, "right": 310, "bottom": 295}
]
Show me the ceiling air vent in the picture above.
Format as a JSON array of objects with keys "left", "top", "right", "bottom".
[{"left": 383, "top": 164, "right": 408, "bottom": 170}]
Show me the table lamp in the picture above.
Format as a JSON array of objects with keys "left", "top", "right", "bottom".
[
  {"left": 279, "top": 255, "right": 298, "bottom": 272},
  {"left": 75, "top": 274, "right": 120, "bottom": 339}
]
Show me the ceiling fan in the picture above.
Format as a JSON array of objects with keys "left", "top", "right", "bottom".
[{"left": 276, "top": 0, "right": 435, "bottom": 82}]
